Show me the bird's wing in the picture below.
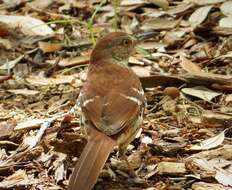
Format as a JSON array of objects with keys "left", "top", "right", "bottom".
[{"left": 80, "top": 85, "right": 145, "bottom": 136}]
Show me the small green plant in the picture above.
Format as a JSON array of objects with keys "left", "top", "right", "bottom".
[
  {"left": 87, "top": 0, "right": 106, "bottom": 45},
  {"left": 112, "top": 0, "right": 121, "bottom": 31}
]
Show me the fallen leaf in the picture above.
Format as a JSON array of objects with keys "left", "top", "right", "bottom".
[
  {"left": 141, "top": 136, "right": 152, "bottom": 144},
  {"left": 7, "top": 89, "right": 39, "bottom": 96},
  {"left": 121, "top": 0, "right": 145, "bottom": 6},
  {"left": 219, "top": 17, "right": 232, "bottom": 28},
  {"left": 141, "top": 18, "right": 180, "bottom": 31},
  {"left": 180, "top": 56, "right": 202, "bottom": 74},
  {"left": 149, "top": 0, "right": 169, "bottom": 9},
  {"left": 0, "top": 15, "right": 54, "bottom": 36},
  {"left": 38, "top": 41, "right": 63, "bottom": 53},
  {"left": 190, "top": 158, "right": 215, "bottom": 172},
  {"left": 7, "top": 170, "right": 27, "bottom": 180},
  {"left": 0, "top": 38, "right": 11, "bottom": 49},
  {"left": 216, "top": 51, "right": 232, "bottom": 59},
  {"left": 180, "top": 56, "right": 232, "bottom": 82},
  {"left": 129, "top": 56, "right": 145, "bottom": 65},
  {"left": 190, "top": 130, "right": 226, "bottom": 150},
  {"left": 225, "top": 94, "right": 232, "bottom": 103},
  {"left": 220, "top": 1, "right": 232, "bottom": 17},
  {"left": 26, "top": 75, "right": 75, "bottom": 86},
  {"left": 181, "top": 86, "right": 221, "bottom": 101},
  {"left": 15, "top": 118, "right": 50, "bottom": 131},
  {"left": 189, "top": 5, "right": 213, "bottom": 27},
  {"left": 54, "top": 153, "right": 66, "bottom": 182},
  {"left": 27, "top": 0, "right": 53, "bottom": 9},
  {"left": 132, "top": 66, "right": 150, "bottom": 77},
  {"left": 0, "top": 121, "right": 14, "bottom": 139},
  {"left": 188, "top": 145, "right": 232, "bottom": 160},
  {"left": 215, "top": 169, "right": 232, "bottom": 186},
  {"left": 212, "top": 26, "right": 232, "bottom": 36},
  {"left": 167, "top": 3, "right": 194, "bottom": 15},
  {"left": 185, "top": 0, "right": 227, "bottom": 5},
  {"left": 156, "top": 162, "right": 186, "bottom": 175},
  {"left": 192, "top": 182, "right": 228, "bottom": 190},
  {"left": 47, "top": 55, "right": 89, "bottom": 67},
  {"left": 201, "top": 111, "right": 232, "bottom": 128},
  {"left": 0, "top": 55, "right": 24, "bottom": 70},
  {"left": 0, "top": 179, "right": 38, "bottom": 188}
]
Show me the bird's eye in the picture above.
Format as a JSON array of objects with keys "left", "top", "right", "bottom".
[{"left": 122, "top": 39, "right": 131, "bottom": 46}]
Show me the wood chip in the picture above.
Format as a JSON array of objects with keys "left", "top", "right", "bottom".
[{"left": 156, "top": 162, "right": 186, "bottom": 175}]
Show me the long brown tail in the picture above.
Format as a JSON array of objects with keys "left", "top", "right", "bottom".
[{"left": 68, "top": 129, "right": 116, "bottom": 190}]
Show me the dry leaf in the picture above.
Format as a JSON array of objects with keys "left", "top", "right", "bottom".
[
  {"left": 53, "top": 153, "right": 67, "bottom": 182},
  {"left": 181, "top": 86, "right": 221, "bottom": 101},
  {"left": 0, "top": 169, "right": 38, "bottom": 188},
  {"left": 201, "top": 111, "right": 232, "bottom": 128},
  {"left": 27, "top": 0, "right": 53, "bottom": 9},
  {"left": 0, "top": 179, "right": 38, "bottom": 188},
  {"left": 15, "top": 118, "right": 49, "bottom": 131},
  {"left": 141, "top": 18, "right": 180, "bottom": 31},
  {"left": 0, "top": 38, "right": 11, "bottom": 49},
  {"left": 0, "top": 15, "right": 53, "bottom": 36},
  {"left": 180, "top": 56, "right": 202, "bottom": 74},
  {"left": 26, "top": 75, "right": 75, "bottom": 86},
  {"left": 149, "top": 0, "right": 169, "bottom": 9},
  {"left": 7, "top": 170, "right": 27, "bottom": 180},
  {"left": 189, "top": 145, "right": 232, "bottom": 160},
  {"left": 38, "top": 41, "right": 63, "bottom": 53},
  {"left": 156, "top": 162, "right": 186, "bottom": 175},
  {"left": 219, "top": 17, "right": 232, "bottom": 28},
  {"left": 215, "top": 169, "right": 232, "bottom": 187},
  {"left": 190, "top": 158, "right": 215, "bottom": 171},
  {"left": 141, "top": 136, "right": 152, "bottom": 144},
  {"left": 47, "top": 55, "right": 89, "bottom": 67},
  {"left": 190, "top": 130, "right": 225, "bottom": 150},
  {"left": 7, "top": 89, "right": 39, "bottom": 96},
  {"left": 121, "top": 0, "right": 145, "bottom": 6},
  {"left": 0, "top": 122, "right": 14, "bottom": 139},
  {"left": 220, "top": 1, "right": 232, "bottom": 17},
  {"left": 192, "top": 182, "right": 228, "bottom": 190},
  {"left": 216, "top": 51, "right": 232, "bottom": 59},
  {"left": 129, "top": 56, "right": 145, "bottom": 65},
  {"left": 189, "top": 6, "right": 213, "bottom": 27},
  {"left": 185, "top": 0, "right": 227, "bottom": 5},
  {"left": 0, "top": 55, "right": 24, "bottom": 70},
  {"left": 167, "top": 3, "right": 194, "bottom": 15},
  {"left": 180, "top": 56, "right": 232, "bottom": 82},
  {"left": 132, "top": 66, "right": 150, "bottom": 77}
]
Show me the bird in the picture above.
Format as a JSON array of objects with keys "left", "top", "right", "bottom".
[{"left": 68, "top": 31, "right": 156, "bottom": 190}]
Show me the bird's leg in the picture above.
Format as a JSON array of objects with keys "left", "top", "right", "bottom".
[{"left": 118, "top": 148, "right": 136, "bottom": 178}]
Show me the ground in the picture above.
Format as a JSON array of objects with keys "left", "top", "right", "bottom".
[{"left": 0, "top": 0, "right": 232, "bottom": 189}]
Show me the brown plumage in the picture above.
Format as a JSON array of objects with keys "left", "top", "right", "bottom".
[{"left": 68, "top": 32, "right": 146, "bottom": 190}]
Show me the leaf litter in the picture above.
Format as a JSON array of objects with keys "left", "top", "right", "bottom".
[{"left": 0, "top": 0, "right": 232, "bottom": 189}]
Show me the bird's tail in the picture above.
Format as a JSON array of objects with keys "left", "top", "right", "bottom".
[{"left": 68, "top": 128, "right": 116, "bottom": 190}]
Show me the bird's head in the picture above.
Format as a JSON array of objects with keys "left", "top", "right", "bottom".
[
  {"left": 90, "top": 32, "right": 135, "bottom": 64},
  {"left": 90, "top": 32, "right": 157, "bottom": 65}
]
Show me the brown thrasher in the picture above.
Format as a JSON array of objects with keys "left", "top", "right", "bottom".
[{"left": 68, "top": 32, "right": 156, "bottom": 190}]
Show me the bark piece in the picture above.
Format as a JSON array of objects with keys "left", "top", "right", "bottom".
[{"left": 156, "top": 162, "right": 186, "bottom": 175}]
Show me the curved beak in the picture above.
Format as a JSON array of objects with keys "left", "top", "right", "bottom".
[{"left": 135, "top": 31, "right": 159, "bottom": 44}]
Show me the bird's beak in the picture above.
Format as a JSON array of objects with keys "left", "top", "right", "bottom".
[{"left": 135, "top": 31, "right": 159, "bottom": 44}]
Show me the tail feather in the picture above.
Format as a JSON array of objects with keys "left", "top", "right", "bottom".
[{"left": 68, "top": 130, "right": 115, "bottom": 190}]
